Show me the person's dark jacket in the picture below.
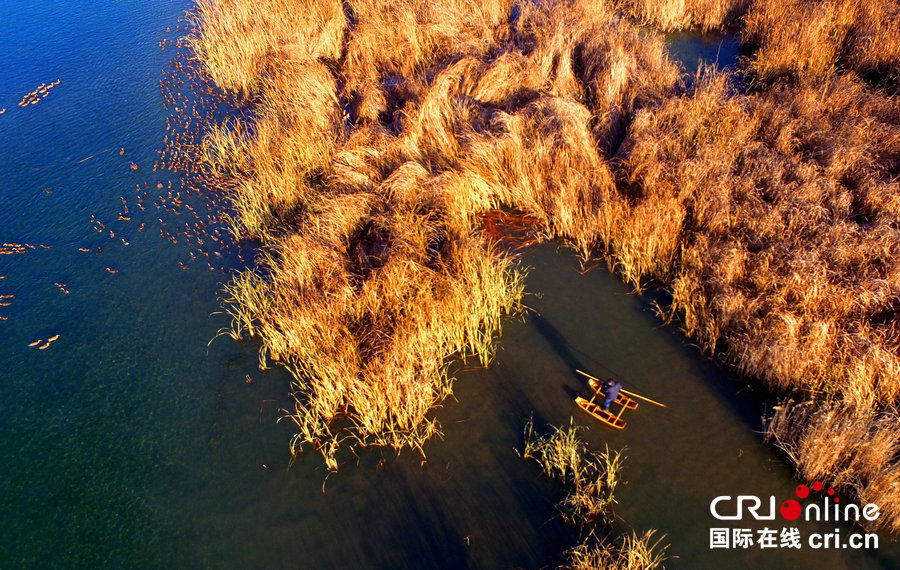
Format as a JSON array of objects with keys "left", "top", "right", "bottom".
[{"left": 603, "top": 380, "right": 621, "bottom": 402}]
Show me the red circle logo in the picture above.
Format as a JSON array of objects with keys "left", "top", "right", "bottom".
[
  {"left": 781, "top": 500, "right": 802, "bottom": 521},
  {"left": 796, "top": 484, "right": 809, "bottom": 499}
]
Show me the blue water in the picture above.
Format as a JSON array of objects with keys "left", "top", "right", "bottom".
[
  {"left": 2, "top": 2, "right": 898, "bottom": 568},
  {"left": 664, "top": 29, "right": 744, "bottom": 76},
  {"left": 0, "top": 1, "right": 260, "bottom": 566}
]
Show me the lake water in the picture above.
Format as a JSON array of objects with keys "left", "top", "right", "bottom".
[{"left": 1, "top": 1, "right": 897, "bottom": 568}]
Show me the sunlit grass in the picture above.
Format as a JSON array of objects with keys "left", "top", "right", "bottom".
[
  {"left": 522, "top": 419, "right": 668, "bottom": 566},
  {"left": 188, "top": 0, "right": 900, "bottom": 529},
  {"left": 744, "top": 0, "right": 900, "bottom": 88},
  {"left": 192, "top": 0, "right": 676, "bottom": 468},
  {"left": 614, "top": 68, "right": 900, "bottom": 528},
  {"left": 522, "top": 418, "right": 623, "bottom": 525},
  {"left": 564, "top": 529, "right": 668, "bottom": 570}
]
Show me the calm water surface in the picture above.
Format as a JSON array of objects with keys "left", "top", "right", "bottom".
[{"left": 1, "top": 2, "right": 897, "bottom": 568}]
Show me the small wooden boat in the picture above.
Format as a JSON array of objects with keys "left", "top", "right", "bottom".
[
  {"left": 587, "top": 377, "right": 638, "bottom": 410},
  {"left": 576, "top": 396, "right": 627, "bottom": 429},
  {"left": 574, "top": 369, "right": 669, "bottom": 429}
]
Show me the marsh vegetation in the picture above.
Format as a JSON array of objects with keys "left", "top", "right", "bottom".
[
  {"left": 522, "top": 419, "right": 667, "bottom": 569},
  {"left": 522, "top": 418, "right": 624, "bottom": 525},
  {"left": 189, "top": 0, "right": 679, "bottom": 468},
  {"left": 183, "top": 0, "right": 900, "bottom": 536}
]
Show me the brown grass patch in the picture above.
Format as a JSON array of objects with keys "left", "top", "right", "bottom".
[
  {"left": 744, "top": 0, "right": 900, "bottom": 89},
  {"left": 522, "top": 418, "right": 624, "bottom": 525},
  {"left": 767, "top": 400, "right": 900, "bottom": 531},
  {"left": 617, "top": 70, "right": 900, "bottom": 404},
  {"left": 521, "top": 419, "right": 668, "bottom": 567},
  {"left": 563, "top": 530, "right": 668, "bottom": 570},
  {"left": 611, "top": 69, "right": 900, "bottom": 526},
  {"left": 191, "top": 0, "right": 678, "bottom": 467},
  {"left": 189, "top": 0, "right": 346, "bottom": 95},
  {"left": 614, "top": 0, "right": 751, "bottom": 32},
  {"left": 189, "top": 0, "right": 900, "bottom": 528}
]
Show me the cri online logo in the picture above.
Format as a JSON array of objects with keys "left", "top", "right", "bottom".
[{"left": 710, "top": 481, "right": 881, "bottom": 523}]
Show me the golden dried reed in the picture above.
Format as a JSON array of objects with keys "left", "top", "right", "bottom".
[
  {"left": 522, "top": 419, "right": 667, "bottom": 566},
  {"left": 617, "top": 70, "right": 900, "bottom": 405},
  {"left": 522, "top": 418, "right": 624, "bottom": 525},
  {"left": 612, "top": 69, "right": 900, "bottom": 527},
  {"left": 189, "top": 0, "right": 900, "bottom": 522},
  {"left": 191, "top": 0, "right": 678, "bottom": 467},
  {"left": 767, "top": 401, "right": 900, "bottom": 532},
  {"left": 744, "top": 0, "right": 900, "bottom": 89},
  {"left": 563, "top": 530, "right": 668, "bottom": 570},
  {"left": 615, "top": 0, "right": 750, "bottom": 32},
  {"left": 189, "top": 0, "right": 346, "bottom": 95}
]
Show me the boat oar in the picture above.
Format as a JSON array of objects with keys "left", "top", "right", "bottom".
[
  {"left": 576, "top": 369, "right": 603, "bottom": 382},
  {"left": 619, "top": 389, "right": 667, "bottom": 408},
  {"left": 575, "top": 369, "right": 667, "bottom": 408}
]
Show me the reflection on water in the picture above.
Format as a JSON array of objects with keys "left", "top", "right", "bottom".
[
  {"left": 666, "top": 28, "right": 744, "bottom": 69},
  {"left": 1, "top": 1, "right": 898, "bottom": 568},
  {"left": 664, "top": 29, "right": 746, "bottom": 88},
  {"left": 666, "top": 29, "right": 742, "bottom": 70}
]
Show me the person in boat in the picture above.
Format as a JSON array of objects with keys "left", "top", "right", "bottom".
[{"left": 601, "top": 379, "right": 622, "bottom": 411}]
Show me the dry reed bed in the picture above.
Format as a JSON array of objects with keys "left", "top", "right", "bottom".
[
  {"left": 611, "top": 0, "right": 900, "bottom": 92},
  {"left": 224, "top": 196, "right": 525, "bottom": 466},
  {"left": 522, "top": 418, "right": 624, "bottom": 525},
  {"left": 617, "top": 72, "right": 900, "bottom": 404},
  {"left": 190, "top": 0, "right": 900, "bottom": 531},
  {"left": 191, "top": 0, "right": 679, "bottom": 466},
  {"left": 614, "top": 0, "right": 750, "bottom": 32},
  {"left": 564, "top": 530, "right": 667, "bottom": 570},
  {"left": 744, "top": 0, "right": 900, "bottom": 89},
  {"left": 766, "top": 401, "right": 900, "bottom": 531},
  {"left": 522, "top": 419, "right": 667, "bottom": 568},
  {"left": 587, "top": 7, "right": 900, "bottom": 529},
  {"left": 611, "top": 70, "right": 900, "bottom": 528}
]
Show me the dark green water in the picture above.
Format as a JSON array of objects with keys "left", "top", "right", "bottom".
[{"left": 1, "top": 2, "right": 897, "bottom": 568}]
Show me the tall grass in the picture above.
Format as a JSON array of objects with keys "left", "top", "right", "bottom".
[
  {"left": 612, "top": 69, "right": 900, "bottom": 526},
  {"left": 766, "top": 401, "right": 900, "bottom": 532},
  {"left": 225, "top": 193, "right": 526, "bottom": 463},
  {"left": 563, "top": 530, "right": 668, "bottom": 570},
  {"left": 614, "top": 0, "right": 750, "bottom": 32},
  {"left": 744, "top": 0, "right": 900, "bottom": 89},
  {"left": 617, "top": 70, "right": 900, "bottom": 404},
  {"left": 521, "top": 419, "right": 668, "bottom": 567},
  {"left": 613, "top": 0, "right": 899, "bottom": 92},
  {"left": 201, "top": 62, "right": 343, "bottom": 240},
  {"left": 522, "top": 418, "right": 623, "bottom": 525},
  {"left": 341, "top": 0, "right": 515, "bottom": 122},
  {"left": 188, "top": 0, "right": 900, "bottom": 529},
  {"left": 188, "top": 0, "right": 346, "bottom": 95},
  {"left": 191, "top": 0, "right": 678, "bottom": 467}
]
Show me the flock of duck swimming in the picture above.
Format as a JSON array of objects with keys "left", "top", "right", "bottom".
[
  {"left": 1, "top": 245, "right": 50, "bottom": 322},
  {"left": 1, "top": 21, "right": 244, "bottom": 351},
  {"left": 0, "top": 79, "right": 62, "bottom": 116},
  {"left": 18, "top": 79, "right": 61, "bottom": 108}
]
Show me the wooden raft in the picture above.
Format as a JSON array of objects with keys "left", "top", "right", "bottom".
[
  {"left": 575, "top": 377, "right": 638, "bottom": 430},
  {"left": 587, "top": 377, "right": 638, "bottom": 410}
]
